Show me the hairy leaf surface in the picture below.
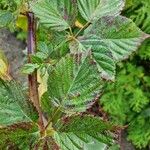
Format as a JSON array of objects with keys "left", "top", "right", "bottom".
[
  {"left": 83, "top": 15, "right": 149, "bottom": 61},
  {"left": 56, "top": 115, "right": 113, "bottom": 133},
  {"left": 47, "top": 54, "right": 102, "bottom": 113},
  {"left": 0, "top": 79, "right": 38, "bottom": 126},
  {"left": 91, "top": 44, "right": 116, "bottom": 81},
  {"left": 77, "top": 0, "right": 124, "bottom": 22},
  {"left": 0, "top": 123, "right": 39, "bottom": 149},
  {"left": 79, "top": 15, "right": 149, "bottom": 80},
  {"left": 31, "top": 0, "right": 77, "bottom": 31},
  {"left": 54, "top": 132, "right": 108, "bottom": 150},
  {"left": 69, "top": 38, "right": 116, "bottom": 80},
  {"left": 53, "top": 115, "right": 113, "bottom": 150}
]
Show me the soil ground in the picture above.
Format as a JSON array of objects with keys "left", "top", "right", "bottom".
[{"left": 0, "top": 29, "right": 26, "bottom": 83}]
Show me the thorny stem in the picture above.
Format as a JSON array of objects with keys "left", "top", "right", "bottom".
[{"left": 27, "top": 12, "right": 45, "bottom": 135}]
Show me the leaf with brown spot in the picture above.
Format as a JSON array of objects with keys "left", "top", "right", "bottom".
[
  {"left": 31, "top": 0, "right": 77, "bottom": 31},
  {"left": 0, "top": 122, "right": 39, "bottom": 149},
  {"left": 47, "top": 54, "right": 103, "bottom": 113}
]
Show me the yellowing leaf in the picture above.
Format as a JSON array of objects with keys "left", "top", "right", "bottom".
[
  {"left": 0, "top": 50, "right": 10, "bottom": 80},
  {"left": 75, "top": 20, "right": 84, "bottom": 29},
  {"left": 16, "top": 15, "right": 28, "bottom": 32},
  {"left": 38, "top": 71, "right": 48, "bottom": 98},
  {"left": 19, "top": 2, "right": 29, "bottom": 14}
]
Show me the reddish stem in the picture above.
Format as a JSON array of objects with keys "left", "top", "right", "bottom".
[{"left": 27, "top": 12, "right": 44, "bottom": 134}]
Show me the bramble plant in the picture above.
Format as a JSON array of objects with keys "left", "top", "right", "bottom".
[{"left": 0, "top": 0, "right": 149, "bottom": 149}]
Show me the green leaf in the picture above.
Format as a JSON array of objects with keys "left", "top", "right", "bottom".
[
  {"left": 141, "top": 108, "right": 150, "bottom": 118},
  {"left": 32, "top": 137, "right": 57, "bottom": 150},
  {"left": 124, "top": 0, "right": 150, "bottom": 34},
  {"left": 91, "top": 44, "right": 116, "bottom": 81},
  {"left": 79, "top": 15, "right": 149, "bottom": 80},
  {"left": 129, "top": 89, "right": 149, "bottom": 113},
  {"left": 128, "top": 117, "right": 150, "bottom": 149},
  {"left": 42, "top": 102, "right": 114, "bottom": 149},
  {"left": 54, "top": 132, "right": 109, "bottom": 150},
  {"left": 18, "top": 115, "right": 114, "bottom": 149},
  {"left": 0, "top": 122, "right": 39, "bottom": 149},
  {"left": 31, "top": 0, "right": 77, "bottom": 31},
  {"left": 53, "top": 115, "right": 113, "bottom": 150},
  {"left": 47, "top": 54, "right": 102, "bottom": 113},
  {"left": 83, "top": 15, "right": 149, "bottom": 61},
  {"left": 77, "top": 0, "right": 124, "bottom": 22},
  {"left": 21, "top": 63, "right": 39, "bottom": 74},
  {"left": 69, "top": 38, "right": 116, "bottom": 80},
  {"left": 0, "top": 79, "right": 38, "bottom": 126},
  {"left": 56, "top": 115, "right": 113, "bottom": 133},
  {"left": 0, "top": 10, "right": 13, "bottom": 28},
  {"left": 37, "top": 41, "right": 52, "bottom": 58},
  {"left": 41, "top": 92, "right": 54, "bottom": 117}
]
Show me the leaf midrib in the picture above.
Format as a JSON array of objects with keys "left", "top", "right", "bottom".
[{"left": 65, "top": 55, "right": 88, "bottom": 98}]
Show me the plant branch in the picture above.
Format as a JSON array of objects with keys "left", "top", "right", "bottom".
[
  {"left": 69, "top": 27, "right": 73, "bottom": 36},
  {"left": 74, "top": 21, "right": 91, "bottom": 38},
  {"left": 26, "top": 12, "right": 44, "bottom": 135}
]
